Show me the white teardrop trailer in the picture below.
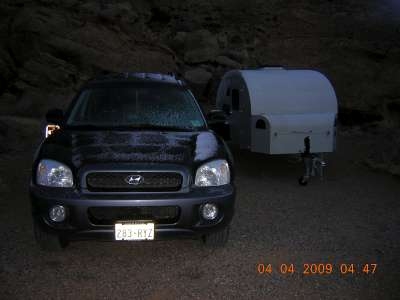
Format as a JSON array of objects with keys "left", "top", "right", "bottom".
[{"left": 208, "top": 67, "right": 338, "bottom": 185}]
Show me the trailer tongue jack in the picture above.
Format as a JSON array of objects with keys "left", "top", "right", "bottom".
[{"left": 299, "top": 136, "right": 327, "bottom": 186}]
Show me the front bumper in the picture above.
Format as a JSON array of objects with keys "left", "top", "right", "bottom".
[{"left": 30, "top": 184, "right": 235, "bottom": 241}]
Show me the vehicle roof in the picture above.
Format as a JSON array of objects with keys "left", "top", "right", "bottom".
[{"left": 85, "top": 72, "right": 186, "bottom": 88}]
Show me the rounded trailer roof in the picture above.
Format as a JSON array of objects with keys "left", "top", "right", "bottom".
[{"left": 224, "top": 68, "right": 338, "bottom": 115}]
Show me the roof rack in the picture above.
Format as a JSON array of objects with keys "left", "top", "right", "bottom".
[{"left": 91, "top": 72, "right": 186, "bottom": 86}]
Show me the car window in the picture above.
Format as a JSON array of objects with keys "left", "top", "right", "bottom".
[{"left": 66, "top": 85, "right": 206, "bottom": 130}]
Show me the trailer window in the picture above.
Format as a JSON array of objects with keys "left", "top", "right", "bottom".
[
  {"left": 256, "top": 119, "right": 266, "bottom": 129},
  {"left": 232, "top": 89, "right": 239, "bottom": 110}
]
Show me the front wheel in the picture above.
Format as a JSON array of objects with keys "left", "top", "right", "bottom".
[
  {"left": 203, "top": 226, "right": 230, "bottom": 247},
  {"left": 33, "top": 219, "right": 68, "bottom": 251}
]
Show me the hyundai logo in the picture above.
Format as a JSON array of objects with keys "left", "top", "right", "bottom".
[{"left": 125, "top": 174, "right": 144, "bottom": 185}]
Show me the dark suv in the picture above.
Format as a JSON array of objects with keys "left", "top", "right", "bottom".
[{"left": 30, "top": 73, "right": 235, "bottom": 250}]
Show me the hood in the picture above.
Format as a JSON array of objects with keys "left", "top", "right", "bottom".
[{"left": 38, "top": 130, "right": 228, "bottom": 170}]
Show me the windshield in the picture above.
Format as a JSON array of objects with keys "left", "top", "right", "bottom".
[{"left": 66, "top": 85, "right": 206, "bottom": 130}]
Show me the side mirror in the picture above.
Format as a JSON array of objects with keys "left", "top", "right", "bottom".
[
  {"left": 46, "top": 108, "right": 64, "bottom": 124},
  {"left": 222, "top": 104, "right": 231, "bottom": 115},
  {"left": 207, "top": 110, "right": 231, "bottom": 140},
  {"left": 206, "top": 110, "right": 228, "bottom": 122}
]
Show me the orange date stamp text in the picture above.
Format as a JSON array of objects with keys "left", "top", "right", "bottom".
[{"left": 257, "top": 263, "right": 377, "bottom": 275}]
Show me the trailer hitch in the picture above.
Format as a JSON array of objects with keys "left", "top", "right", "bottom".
[{"left": 299, "top": 136, "right": 327, "bottom": 186}]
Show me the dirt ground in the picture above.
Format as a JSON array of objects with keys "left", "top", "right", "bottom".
[{"left": 0, "top": 118, "right": 399, "bottom": 299}]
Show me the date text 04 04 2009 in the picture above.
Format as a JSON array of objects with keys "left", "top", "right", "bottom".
[{"left": 257, "top": 263, "right": 377, "bottom": 275}]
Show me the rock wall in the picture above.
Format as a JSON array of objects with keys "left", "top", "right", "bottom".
[{"left": 0, "top": 0, "right": 399, "bottom": 126}]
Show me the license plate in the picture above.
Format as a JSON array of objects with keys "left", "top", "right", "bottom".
[{"left": 115, "top": 222, "right": 155, "bottom": 241}]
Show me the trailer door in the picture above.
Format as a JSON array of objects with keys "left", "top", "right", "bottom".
[{"left": 229, "top": 79, "right": 250, "bottom": 149}]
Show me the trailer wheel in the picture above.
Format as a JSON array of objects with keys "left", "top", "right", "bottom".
[{"left": 298, "top": 176, "right": 308, "bottom": 186}]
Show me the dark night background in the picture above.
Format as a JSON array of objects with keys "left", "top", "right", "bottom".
[
  {"left": 0, "top": 0, "right": 399, "bottom": 172},
  {"left": 0, "top": 1, "right": 399, "bottom": 299}
]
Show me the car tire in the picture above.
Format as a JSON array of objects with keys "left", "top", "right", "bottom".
[
  {"left": 33, "top": 219, "right": 68, "bottom": 251},
  {"left": 203, "top": 226, "right": 230, "bottom": 247}
]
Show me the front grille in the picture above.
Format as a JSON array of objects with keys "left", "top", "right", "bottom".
[
  {"left": 88, "top": 206, "right": 180, "bottom": 225},
  {"left": 86, "top": 172, "right": 183, "bottom": 192}
]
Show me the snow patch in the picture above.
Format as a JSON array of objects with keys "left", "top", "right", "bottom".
[
  {"left": 195, "top": 132, "right": 218, "bottom": 161},
  {"left": 70, "top": 131, "right": 193, "bottom": 166}
]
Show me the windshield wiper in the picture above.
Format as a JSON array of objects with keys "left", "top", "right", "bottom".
[
  {"left": 128, "top": 124, "right": 197, "bottom": 131},
  {"left": 66, "top": 123, "right": 201, "bottom": 131}
]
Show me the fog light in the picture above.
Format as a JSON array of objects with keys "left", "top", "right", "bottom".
[
  {"left": 49, "top": 205, "right": 66, "bottom": 222},
  {"left": 201, "top": 203, "right": 218, "bottom": 220}
]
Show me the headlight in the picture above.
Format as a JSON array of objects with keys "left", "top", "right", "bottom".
[
  {"left": 36, "top": 159, "right": 73, "bottom": 187},
  {"left": 195, "top": 159, "right": 230, "bottom": 187}
]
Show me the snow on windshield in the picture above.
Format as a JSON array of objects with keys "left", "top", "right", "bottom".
[{"left": 67, "top": 86, "right": 205, "bottom": 129}]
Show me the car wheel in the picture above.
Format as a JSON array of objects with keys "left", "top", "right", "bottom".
[
  {"left": 203, "top": 226, "right": 230, "bottom": 247},
  {"left": 33, "top": 219, "right": 68, "bottom": 251}
]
